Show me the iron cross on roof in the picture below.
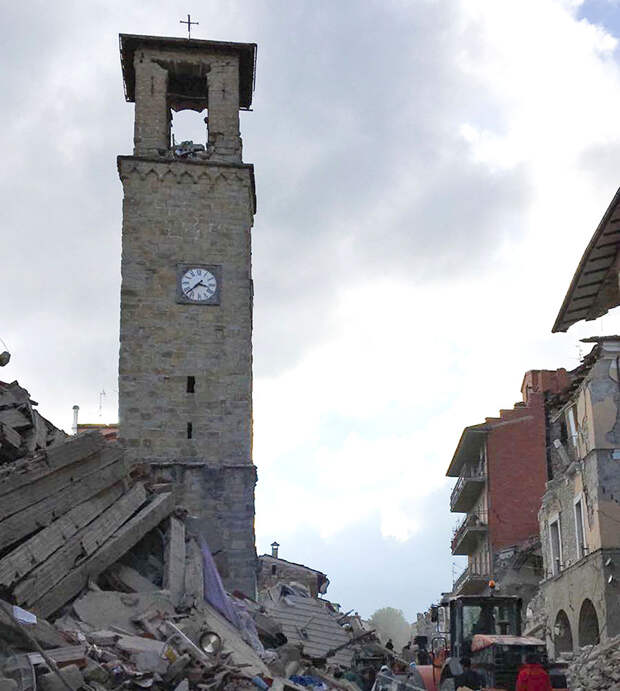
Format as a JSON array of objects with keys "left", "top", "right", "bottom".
[{"left": 180, "top": 14, "right": 199, "bottom": 39}]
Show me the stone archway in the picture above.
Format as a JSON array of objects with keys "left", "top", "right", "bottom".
[
  {"left": 554, "top": 610, "right": 573, "bottom": 653},
  {"left": 578, "top": 599, "right": 600, "bottom": 647}
]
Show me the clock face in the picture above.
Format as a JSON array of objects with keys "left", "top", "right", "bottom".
[{"left": 181, "top": 267, "right": 217, "bottom": 302}]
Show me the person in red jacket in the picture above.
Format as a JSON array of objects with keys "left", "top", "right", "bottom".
[{"left": 516, "top": 653, "right": 552, "bottom": 691}]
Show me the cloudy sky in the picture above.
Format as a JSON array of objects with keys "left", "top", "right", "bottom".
[{"left": 3, "top": 0, "right": 620, "bottom": 621}]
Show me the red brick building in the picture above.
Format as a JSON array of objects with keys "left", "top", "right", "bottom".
[{"left": 447, "top": 369, "right": 569, "bottom": 596}]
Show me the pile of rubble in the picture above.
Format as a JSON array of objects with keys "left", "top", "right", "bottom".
[
  {"left": 0, "top": 381, "right": 66, "bottom": 463},
  {"left": 563, "top": 635, "right": 620, "bottom": 691},
  {"left": 0, "top": 382, "right": 399, "bottom": 691}
]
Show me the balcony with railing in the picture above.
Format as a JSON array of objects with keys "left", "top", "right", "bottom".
[
  {"left": 451, "top": 510, "right": 488, "bottom": 555},
  {"left": 450, "top": 467, "right": 486, "bottom": 513},
  {"left": 452, "top": 564, "right": 489, "bottom": 595}
]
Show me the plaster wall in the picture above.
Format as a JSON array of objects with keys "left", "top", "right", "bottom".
[{"left": 541, "top": 548, "right": 620, "bottom": 654}]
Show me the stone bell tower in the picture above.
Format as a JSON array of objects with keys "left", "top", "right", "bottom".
[{"left": 117, "top": 34, "right": 257, "bottom": 596}]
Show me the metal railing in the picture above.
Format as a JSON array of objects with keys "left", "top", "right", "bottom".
[
  {"left": 452, "top": 510, "right": 488, "bottom": 547},
  {"left": 450, "top": 468, "right": 486, "bottom": 509},
  {"left": 453, "top": 564, "right": 490, "bottom": 592}
]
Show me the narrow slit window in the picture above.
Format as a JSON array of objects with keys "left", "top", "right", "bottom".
[
  {"left": 187, "top": 422, "right": 193, "bottom": 439},
  {"left": 187, "top": 376, "right": 195, "bottom": 393}
]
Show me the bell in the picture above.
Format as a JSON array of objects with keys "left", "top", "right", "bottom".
[{"left": 0, "top": 351, "right": 10, "bottom": 367}]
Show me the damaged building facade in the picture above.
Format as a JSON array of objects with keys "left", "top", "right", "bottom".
[
  {"left": 540, "top": 337, "right": 620, "bottom": 655},
  {"left": 446, "top": 369, "right": 568, "bottom": 603},
  {"left": 542, "top": 187, "right": 620, "bottom": 656},
  {"left": 116, "top": 34, "right": 258, "bottom": 596},
  {"left": 257, "top": 543, "right": 330, "bottom": 599}
]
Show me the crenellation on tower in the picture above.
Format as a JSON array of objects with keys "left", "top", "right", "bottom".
[{"left": 117, "top": 33, "right": 258, "bottom": 596}]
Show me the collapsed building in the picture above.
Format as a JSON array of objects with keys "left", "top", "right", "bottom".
[{"left": 0, "top": 382, "right": 392, "bottom": 691}]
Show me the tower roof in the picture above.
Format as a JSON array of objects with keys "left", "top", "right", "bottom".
[{"left": 119, "top": 33, "right": 257, "bottom": 109}]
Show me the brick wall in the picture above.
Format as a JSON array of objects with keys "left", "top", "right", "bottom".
[{"left": 487, "top": 392, "right": 550, "bottom": 551}]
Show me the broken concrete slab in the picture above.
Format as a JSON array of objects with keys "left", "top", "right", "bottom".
[
  {"left": 106, "top": 564, "right": 158, "bottom": 593},
  {"left": 184, "top": 539, "right": 204, "bottom": 601},
  {"left": 132, "top": 651, "right": 170, "bottom": 674},
  {"left": 163, "top": 516, "right": 186, "bottom": 600},
  {"left": 115, "top": 636, "right": 167, "bottom": 655},
  {"left": 72, "top": 590, "right": 176, "bottom": 633},
  {"left": 37, "top": 664, "right": 83, "bottom": 691},
  {"left": 86, "top": 630, "right": 119, "bottom": 646}
]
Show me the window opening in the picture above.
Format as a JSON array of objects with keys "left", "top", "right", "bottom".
[
  {"left": 187, "top": 376, "right": 195, "bottom": 393},
  {"left": 578, "top": 599, "right": 600, "bottom": 646},
  {"left": 187, "top": 422, "right": 193, "bottom": 439},
  {"left": 566, "top": 406, "right": 578, "bottom": 447},
  {"left": 550, "top": 517, "right": 562, "bottom": 576},
  {"left": 574, "top": 497, "right": 587, "bottom": 559}
]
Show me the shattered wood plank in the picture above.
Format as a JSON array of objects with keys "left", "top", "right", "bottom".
[
  {"left": 107, "top": 564, "right": 158, "bottom": 592},
  {"left": 0, "top": 422, "right": 21, "bottom": 450},
  {"left": 33, "top": 492, "right": 174, "bottom": 618},
  {"left": 44, "top": 431, "right": 106, "bottom": 470},
  {"left": 0, "top": 407, "right": 31, "bottom": 429},
  {"left": 0, "top": 444, "right": 121, "bottom": 521},
  {"left": 15, "top": 483, "right": 148, "bottom": 606},
  {"left": 0, "top": 483, "right": 125, "bottom": 588},
  {"left": 0, "top": 454, "right": 127, "bottom": 552},
  {"left": 0, "top": 432, "right": 106, "bottom": 498},
  {"left": 184, "top": 538, "right": 204, "bottom": 600},
  {"left": 31, "top": 411, "right": 49, "bottom": 451},
  {"left": 163, "top": 516, "right": 186, "bottom": 597}
]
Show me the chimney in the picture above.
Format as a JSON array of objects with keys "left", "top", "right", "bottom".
[
  {"left": 271, "top": 541, "right": 280, "bottom": 559},
  {"left": 72, "top": 405, "right": 80, "bottom": 436}
]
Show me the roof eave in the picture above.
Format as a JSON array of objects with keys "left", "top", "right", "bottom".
[
  {"left": 118, "top": 33, "right": 257, "bottom": 109},
  {"left": 445, "top": 424, "right": 489, "bottom": 477},
  {"left": 552, "top": 187, "right": 620, "bottom": 333}
]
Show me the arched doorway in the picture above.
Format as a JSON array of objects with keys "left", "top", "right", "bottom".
[
  {"left": 578, "top": 599, "right": 600, "bottom": 647},
  {"left": 554, "top": 610, "right": 573, "bottom": 653}
]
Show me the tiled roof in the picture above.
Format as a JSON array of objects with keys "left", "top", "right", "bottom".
[{"left": 261, "top": 585, "right": 353, "bottom": 667}]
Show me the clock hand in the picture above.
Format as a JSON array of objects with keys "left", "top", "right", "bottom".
[{"left": 185, "top": 281, "right": 208, "bottom": 297}]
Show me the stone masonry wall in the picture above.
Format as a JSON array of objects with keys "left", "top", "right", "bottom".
[
  {"left": 133, "top": 48, "right": 241, "bottom": 162},
  {"left": 118, "top": 158, "right": 254, "bottom": 465},
  {"left": 118, "top": 155, "right": 256, "bottom": 594}
]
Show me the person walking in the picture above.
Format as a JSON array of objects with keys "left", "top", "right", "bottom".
[{"left": 516, "top": 653, "right": 552, "bottom": 691}]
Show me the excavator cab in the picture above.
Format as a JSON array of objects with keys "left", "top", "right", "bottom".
[{"left": 416, "top": 595, "right": 568, "bottom": 691}]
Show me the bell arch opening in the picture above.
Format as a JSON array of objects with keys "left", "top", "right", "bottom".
[
  {"left": 171, "top": 109, "right": 208, "bottom": 151},
  {"left": 578, "top": 598, "right": 600, "bottom": 647}
]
